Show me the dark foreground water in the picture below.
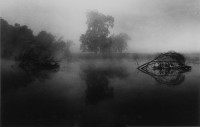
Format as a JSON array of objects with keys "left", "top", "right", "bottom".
[{"left": 2, "top": 57, "right": 200, "bottom": 126}]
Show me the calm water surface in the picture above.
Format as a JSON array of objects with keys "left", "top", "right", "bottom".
[{"left": 2, "top": 57, "right": 200, "bottom": 126}]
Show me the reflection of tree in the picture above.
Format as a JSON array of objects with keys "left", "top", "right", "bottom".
[
  {"left": 21, "top": 64, "right": 59, "bottom": 82},
  {"left": 1, "top": 63, "right": 59, "bottom": 91},
  {"left": 81, "top": 64, "right": 129, "bottom": 105},
  {"left": 138, "top": 63, "right": 189, "bottom": 86},
  {"left": 152, "top": 69, "right": 185, "bottom": 85},
  {"left": 138, "top": 52, "right": 191, "bottom": 86}
]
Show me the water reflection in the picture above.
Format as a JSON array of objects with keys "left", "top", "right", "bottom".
[
  {"left": 81, "top": 64, "right": 129, "bottom": 105},
  {"left": 1, "top": 61, "right": 59, "bottom": 91},
  {"left": 19, "top": 61, "right": 59, "bottom": 82},
  {"left": 139, "top": 67, "right": 186, "bottom": 85},
  {"left": 137, "top": 52, "right": 192, "bottom": 85},
  {"left": 2, "top": 58, "right": 199, "bottom": 126}
]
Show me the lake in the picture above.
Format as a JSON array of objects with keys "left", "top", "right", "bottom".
[{"left": 1, "top": 55, "right": 200, "bottom": 126}]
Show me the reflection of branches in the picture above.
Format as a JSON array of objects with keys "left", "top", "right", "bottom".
[
  {"left": 19, "top": 60, "right": 59, "bottom": 82},
  {"left": 2, "top": 62, "right": 59, "bottom": 91},
  {"left": 153, "top": 70, "right": 185, "bottom": 86},
  {"left": 81, "top": 64, "right": 129, "bottom": 105},
  {"left": 137, "top": 52, "right": 191, "bottom": 86},
  {"left": 138, "top": 64, "right": 190, "bottom": 86}
]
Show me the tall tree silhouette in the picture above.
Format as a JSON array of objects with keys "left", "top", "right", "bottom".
[{"left": 80, "top": 10, "right": 114, "bottom": 53}]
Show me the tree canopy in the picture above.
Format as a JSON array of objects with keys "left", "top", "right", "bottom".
[
  {"left": 1, "top": 18, "right": 72, "bottom": 68},
  {"left": 80, "top": 10, "right": 130, "bottom": 54},
  {"left": 1, "top": 19, "right": 34, "bottom": 58},
  {"left": 110, "top": 33, "right": 131, "bottom": 53},
  {"left": 80, "top": 11, "right": 114, "bottom": 53}
]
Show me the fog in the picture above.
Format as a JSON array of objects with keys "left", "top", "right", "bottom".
[{"left": 1, "top": 0, "right": 200, "bottom": 53}]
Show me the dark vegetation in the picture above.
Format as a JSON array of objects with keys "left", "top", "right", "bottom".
[
  {"left": 1, "top": 10, "right": 199, "bottom": 89},
  {"left": 1, "top": 18, "right": 72, "bottom": 70},
  {"left": 1, "top": 11, "right": 200, "bottom": 127},
  {"left": 1, "top": 10, "right": 131, "bottom": 70},
  {"left": 80, "top": 10, "right": 131, "bottom": 54},
  {"left": 137, "top": 52, "right": 192, "bottom": 85}
]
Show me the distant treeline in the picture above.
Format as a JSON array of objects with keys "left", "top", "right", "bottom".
[
  {"left": 1, "top": 10, "right": 131, "bottom": 63},
  {"left": 1, "top": 18, "right": 72, "bottom": 62}
]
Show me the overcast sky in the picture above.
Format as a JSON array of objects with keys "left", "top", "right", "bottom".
[{"left": 1, "top": 0, "right": 200, "bottom": 53}]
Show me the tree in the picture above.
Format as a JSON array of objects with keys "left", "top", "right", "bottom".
[
  {"left": 18, "top": 31, "right": 72, "bottom": 64},
  {"left": 80, "top": 10, "right": 114, "bottom": 53},
  {"left": 110, "top": 33, "right": 131, "bottom": 53},
  {"left": 1, "top": 18, "right": 74, "bottom": 71},
  {"left": 1, "top": 18, "right": 34, "bottom": 58},
  {"left": 55, "top": 39, "right": 73, "bottom": 59}
]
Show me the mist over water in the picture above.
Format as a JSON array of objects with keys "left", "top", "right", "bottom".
[
  {"left": 2, "top": 55, "right": 200, "bottom": 126},
  {"left": 1, "top": 0, "right": 200, "bottom": 126}
]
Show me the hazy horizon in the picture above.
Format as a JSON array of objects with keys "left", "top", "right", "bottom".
[{"left": 1, "top": 0, "right": 200, "bottom": 53}]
